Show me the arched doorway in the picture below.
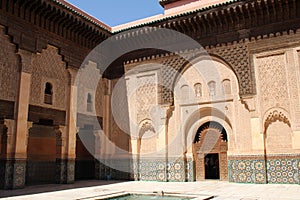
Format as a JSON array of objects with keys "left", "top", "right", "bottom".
[
  {"left": 26, "top": 122, "right": 59, "bottom": 185},
  {"left": 193, "top": 121, "right": 228, "bottom": 181}
]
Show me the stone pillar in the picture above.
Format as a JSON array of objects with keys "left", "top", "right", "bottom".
[
  {"left": 102, "top": 78, "right": 112, "bottom": 178},
  {"left": 0, "top": 120, "right": 33, "bottom": 189},
  {"left": 55, "top": 125, "right": 75, "bottom": 184},
  {"left": 129, "top": 139, "right": 137, "bottom": 180},
  {"left": 103, "top": 79, "right": 112, "bottom": 151},
  {"left": 94, "top": 129, "right": 103, "bottom": 179},
  {"left": 0, "top": 119, "right": 15, "bottom": 189},
  {"left": 2, "top": 50, "right": 33, "bottom": 189},
  {"left": 57, "top": 67, "right": 78, "bottom": 184},
  {"left": 157, "top": 105, "right": 172, "bottom": 182}
]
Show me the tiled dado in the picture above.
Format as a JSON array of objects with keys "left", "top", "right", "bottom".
[
  {"left": 133, "top": 159, "right": 167, "bottom": 181},
  {"left": 95, "top": 160, "right": 131, "bottom": 180},
  {"left": 228, "top": 155, "right": 300, "bottom": 184},
  {"left": 186, "top": 158, "right": 195, "bottom": 182},
  {"left": 132, "top": 158, "right": 194, "bottom": 182},
  {"left": 0, "top": 159, "right": 26, "bottom": 189},
  {"left": 228, "top": 156, "right": 266, "bottom": 184},
  {"left": 56, "top": 159, "right": 75, "bottom": 184},
  {"left": 266, "top": 155, "right": 299, "bottom": 184}
]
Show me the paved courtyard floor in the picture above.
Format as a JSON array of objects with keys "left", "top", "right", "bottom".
[{"left": 0, "top": 180, "right": 299, "bottom": 200}]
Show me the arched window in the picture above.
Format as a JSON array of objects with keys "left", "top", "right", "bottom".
[
  {"left": 44, "top": 82, "right": 53, "bottom": 104},
  {"left": 87, "top": 93, "right": 93, "bottom": 112},
  {"left": 208, "top": 81, "right": 216, "bottom": 96},
  {"left": 180, "top": 85, "right": 189, "bottom": 99},
  {"left": 222, "top": 79, "right": 231, "bottom": 95},
  {"left": 194, "top": 83, "right": 202, "bottom": 97}
]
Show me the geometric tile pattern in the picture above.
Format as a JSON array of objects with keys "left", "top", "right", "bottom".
[
  {"left": 138, "top": 159, "right": 166, "bottom": 182},
  {"left": 95, "top": 161, "right": 130, "bottom": 181},
  {"left": 56, "top": 159, "right": 75, "bottom": 184},
  {"left": 167, "top": 159, "right": 185, "bottom": 182},
  {"left": 229, "top": 156, "right": 300, "bottom": 184},
  {"left": 267, "top": 158, "right": 299, "bottom": 184},
  {"left": 13, "top": 160, "right": 26, "bottom": 189},
  {"left": 132, "top": 158, "right": 194, "bottom": 182},
  {"left": 186, "top": 159, "right": 195, "bottom": 182},
  {"left": 0, "top": 159, "right": 26, "bottom": 189},
  {"left": 228, "top": 159, "right": 266, "bottom": 184}
]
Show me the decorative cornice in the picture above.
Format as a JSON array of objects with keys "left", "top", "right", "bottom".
[
  {"left": 52, "top": 0, "right": 111, "bottom": 32},
  {"left": 114, "top": 0, "right": 242, "bottom": 33}
]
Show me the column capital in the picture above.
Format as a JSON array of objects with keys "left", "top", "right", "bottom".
[
  {"left": 67, "top": 67, "right": 78, "bottom": 86},
  {"left": 17, "top": 49, "right": 33, "bottom": 73},
  {"left": 54, "top": 125, "right": 66, "bottom": 133},
  {"left": 3, "top": 119, "right": 15, "bottom": 136},
  {"left": 27, "top": 121, "right": 33, "bottom": 130},
  {"left": 160, "top": 105, "right": 174, "bottom": 120}
]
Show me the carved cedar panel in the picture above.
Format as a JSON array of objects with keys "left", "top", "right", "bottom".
[
  {"left": 30, "top": 46, "right": 68, "bottom": 110},
  {"left": 161, "top": 56, "right": 186, "bottom": 104},
  {"left": 162, "top": 42, "right": 251, "bottom": 104},
  {"left": 256, "top": 54, "right": 289, "bottom": 113},
  {"left": 125, "top": 41, "right": 251, "bottom": 105},
  {"left": 207, "top": 42, "right": 251, "bottom": 96},
  {"left": 0, "top": 26, "right": 19, "bottom": 101}
]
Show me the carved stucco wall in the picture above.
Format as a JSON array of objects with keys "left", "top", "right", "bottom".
[
  {"left": 77, "top": 61, "right": 104, "bottom": 117},
  {"left": 256, "top": 54, "right": 289, "bottom": 112},
  {"left": 0, "top": 26, "right": 19, "bottom": 102},
  {"left": 125, "top": 51, "right": 251, "bottom": 154},
  {"left": 255, "top": 52, "right": 294, "bottom": 153},
  {"left": 207, "top": 42, "right": 251, "bottom": 95},
  {"left": 30, "top": 45, "right": 68, "bottom": 110},
  {"left": 124, "top": 65, "right": 160, "bottom": 157},
  {"left": 95, "top": 79, "right": 104, "bottom": 117},
  {"left": 136, "top": 73, "right": 157, "bottom": 123},
  {"left": 110, "top": 78, "right": 130, "bottom": 152},
  {"left": 126, "top": 41, "right": 252, "bottom": 106}
]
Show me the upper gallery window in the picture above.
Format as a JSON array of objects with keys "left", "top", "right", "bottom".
[
  {"left": 208, "top": 81, "right": 216, "bottom": 96},
  {"left": 44, "top": 82, "right": 53, "bottom": 104},
  {"left": 222, "top": 79, "right": 231, "bottom": 95},
  {"left": 194, "top": 83, "right": 202, "bottom": 97},
  {"left": 87, "top": 93, "right": 93, "bottom": 112}
]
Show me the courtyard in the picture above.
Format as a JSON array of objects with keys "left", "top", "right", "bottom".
[{"left": 1, "top": 181, "right": 299, "bottom": 200}]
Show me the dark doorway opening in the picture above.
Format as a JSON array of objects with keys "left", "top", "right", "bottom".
[
  {"left": 75, "top": 126, "right": 96, "bottom": 180},
  {"left": 204, "top": 153, "right": 220, "bottom": 179}
]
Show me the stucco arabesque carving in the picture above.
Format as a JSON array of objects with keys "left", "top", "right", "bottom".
[{"left": 264, "top": 110, "right": 291, "bottom": 135}]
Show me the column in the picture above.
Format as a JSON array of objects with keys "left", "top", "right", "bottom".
[
  {"left": 57, "top": 67, "right": 78, "bottom": 184},
  {"left": 4, "top": 50, "right": 33, "bottom": 189},
  {"left": 130, "top": 139, "right": 139, "bottom": 180},
  {"left": 0, "top": 119, "right": 15, "bottom": 189},
  {"left": 94, "top": 129, "right": 103, "bottom": 179},
  {"left": 102, "top": 78, "right": 112, "bottom": 179},
  {"left": 55, "top": 125, "right": 72, "bottom": 184},
  {"left": 156, "top": 105, "right": 171, "bottom": 182}
]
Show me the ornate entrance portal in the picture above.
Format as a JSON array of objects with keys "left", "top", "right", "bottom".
[{"left": 193, "top": 121, "right": 228, "bottom": 181}]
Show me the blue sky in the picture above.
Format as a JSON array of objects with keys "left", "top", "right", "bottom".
[{"left": 66, "top": 0, "right": 164, "bottom": 26}]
